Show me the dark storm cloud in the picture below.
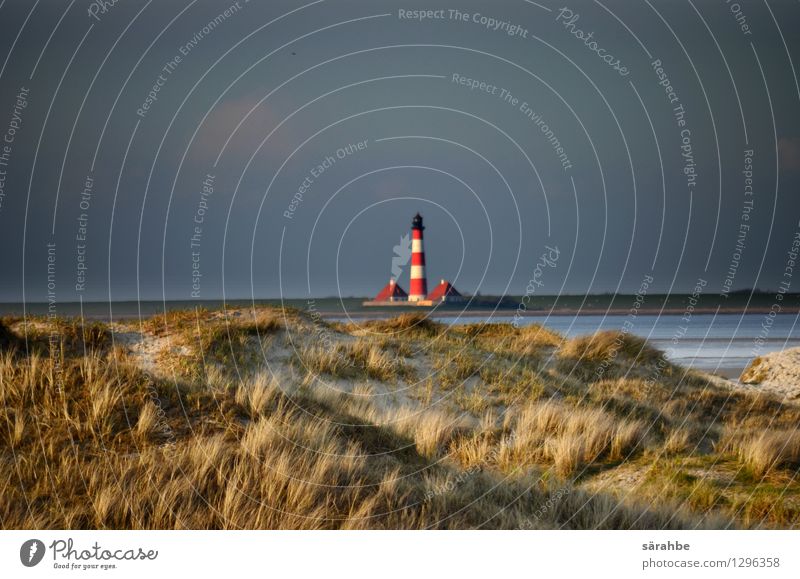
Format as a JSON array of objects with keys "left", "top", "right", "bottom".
[{"left": 0, "top": 0, "right": 798, "bottom": 302}]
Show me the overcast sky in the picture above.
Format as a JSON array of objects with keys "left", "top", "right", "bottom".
[{"left": 0, "top": 0, "right": 798, "bottom": 302}]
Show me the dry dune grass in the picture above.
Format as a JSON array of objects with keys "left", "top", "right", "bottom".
[
  {"left": 294, "top": 340, "right": 412, "bottom": 382},
  {"left": 353, "top": 313, "right": 442, "bottom": 337},
  {"left": 663, "top": 427, "right": 693, "bottom": 455},
  {"left": 560, "top": 330, "right": 664, "bottom": 365},
  {"left": 456, "top": 322, "right": 561, "bottom": 346},
  {"left": 55, "top": 319, "right": 112, "bottom": 354},
  {"left": 3, "top": 310, "right": 797, "bottom": 529},
  {"left": 432, "top": 350, "right": 483, "bottom": 386},
  {"left": 499, "top": 401, "right": 647, "bottom": 477},
  {"left": 196, "top": 313, "right": 283, "bottom": 361},
  {"left": 720, "top": 428, "right": 800, "bottom": 477},
  {"left": 512, "top": 324, "right": 564, "bottom": 351},
  {"left": 133, "top": 308, "right": 287, "bottom": 380},
  {"left": 143, "top": 307, "right": 283, "bottom": 345},
  {"left": 310, "top": 385, "right": 473, "bottom": 461},
  {"left": 456, "top": 322, "right": 562, "bottom": 361},
  {"left": 4, "top": 316, "right": 111, "bottom": 356},
  {"left": 142, "top": 308, "right": 208, "bottom": 335},
  {"left": 0, "top": 320, "right": 20, "bottom": 350},
  {"left": 135, "top": 400, "right": 161, "bottom": 442},
  {"left": 456, "top": 323, "right": 520, "bottom": 338},
  {"left": 518, "top": 323, "right": 564, "bottom": 348},
  {"left": 390, "top": 407, "right": 471, "bottom": 459},
  {"left": 234, "top": 371, "right": 282, "bottom": 419},
  {"left": 295, "top": 343, "right": 353, "bottom": 378},
  {"left": 0, "top": 319, "right": 708, "bottom": 530}
]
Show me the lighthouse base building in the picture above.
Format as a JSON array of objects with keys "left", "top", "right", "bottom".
[
  {"left": 427, "top": 279, "right": 464, "bottom": 303},
  {"left": 372, "top": 279, "right": 408, "bottom": 302}
]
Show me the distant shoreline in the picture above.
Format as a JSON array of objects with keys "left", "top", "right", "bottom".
[{"left": 323, "top": 306, "right": 800, "bottom": 319}]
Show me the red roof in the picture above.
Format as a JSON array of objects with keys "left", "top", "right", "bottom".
[
  {"left": 374, "top": 279, "right": 408, "bottom": 301},
  {"left": 427, "top": 280, "right": 462, "bottom": 301}
]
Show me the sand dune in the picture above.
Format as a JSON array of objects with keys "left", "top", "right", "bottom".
[{"left": 740, "top": 347, "right": 800, "bottom": 401}]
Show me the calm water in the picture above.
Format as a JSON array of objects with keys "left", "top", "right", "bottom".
[{"left": 441, "top": 314, "right": 800, "bottom": 378}]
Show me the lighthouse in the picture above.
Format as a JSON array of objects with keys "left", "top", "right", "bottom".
[
  {"left": 363, "top": 211, "right": 469, "bottom": 307},
  {"left": 408, "top": 213, "right": 428, "bottom": 301}
]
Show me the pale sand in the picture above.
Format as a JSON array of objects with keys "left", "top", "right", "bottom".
[{"left": 738, "top": 346, "right": 800, "bottom": 401}]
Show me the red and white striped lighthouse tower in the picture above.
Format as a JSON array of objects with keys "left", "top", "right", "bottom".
[{"left": 408, "top": 213, "right": 428, "bottom": 301}]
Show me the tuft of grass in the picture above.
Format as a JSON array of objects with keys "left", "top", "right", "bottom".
[
  {"left": 663, "top": 427, "right": 692, "bottom": 455},
  {"left": 236, "top": 310, "right": 284, "bottom": 335},
  {"left": 235, "top": 371, "right": 281, "bottom": 418},
  {"left": 689, "top": 479, "right": 725, "bottom": 512},
  {"left": 733, "top": 487, "right": 800, "bottom": 528},
  {"left": 454, "top": 388, "right": 494, "bottom": 414},
  {"left": 13, "top": 317, "right": 112, "bottom": 356},
  {"left": 500, "top": 401, "right": 647, "bottom": 477},
  {"left": 135, "top": 401, "right": 160, "bottom": 442},
  {"left": 547, "top": 436, "right": 586, "bottom": 478},
  {"left": 432, "top": 350, "right": 482, "bottom": 387},
  {"left": 143, "top": 307, "right": 209, "bottom": 335},
  {"left": 457, "top": 323, "right": 563, "bottom": 363},
  {"left": 405, "top": 409, "right": 461, "bottom": 459},
  {"left": 720, "top": 428, "right": 800, "bottom": 477},
  {"left": 355, "top": 313, "right": 442, "bottom": 337},
  {"left": 518, "top": 323, "right": 564, "bottom": 348},
  {"left": 373, "top": 336, "right": 416, "bottom": 358},
  {"left": 559, "top": 330, "right": 663, "bottom": 365},
  {"left": 449, "top": 431, "right": 497, "bottom": 469},
  {"left": 456, "top": 323, "right": 519, "bottom": 338},
  {"left": 352, "top": 340, "right": 413, "bottom": 381},
  {"left": 162, "top": 311, "right": 287, "bottom": 376},
  {"left": 611, "top": 420, "right": 648, "bottom": 461},
  {"left": 295, "top": 340, "right": 413, "bottom": 382}
]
